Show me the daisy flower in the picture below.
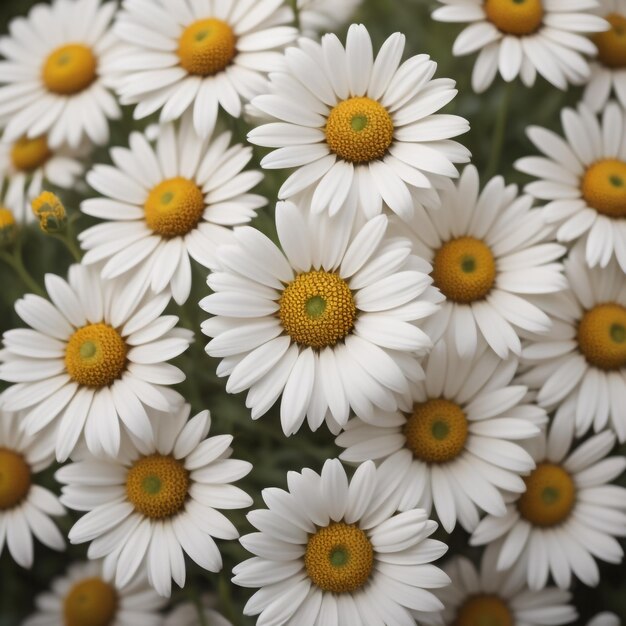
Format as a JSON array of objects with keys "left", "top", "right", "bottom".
[
  {"left": 247, "top": 24, "right": 470, "bottom": 222},
  {"left": 432, "top": 0, "right": 607, "bottom": 92},
  {"left": 109, "top": 0, "right": 298, "bottom": 138},
  {"left": 200, "top": 200, "right": 443, "bottom": 435},
  {"left": 297, "top": 0, "right": 363, "bottom": 37},
  {"left": 0, "top": 408, "right": 65, "bottom": 568},
  {"left": 519, "top": 248, "right": 626, "bottom": 441},
  {"left": 23, "top": 560, "right": 167, "bottom": 626},
  {"left": 165, "top": 597, "right": 232, "bottom": 626},
  {"left": 398, "top": 164, "right": 567, "bottom": 359},
  {"left": 58, "top": 404, "right": 252, "bottom": 596},
  {"left": 0, "top": 263, "right": 192, "bottom": 461},
  {"left": 470, "top": 414, "right": 626, "bottom": 590},
  {"left": 516, "top": 101, "right": 626, "bottom": 272},
  {"left": 336, "top": 340, "right": 545, "bottom": 533},
  {"left": 79, "top": 117, "right": 266, "bottom": 305},
  {"left": 0, "top": 0, "right": 121, "bottom": 148},
  {"left": 417, "top": 547, "right": 577, "bottom": 626},
  {"left": 232, "top": 458, "right": 450, "bottom": 625},
  {"left": 584, "top": 0, "right": 626, "bottom": 111}
]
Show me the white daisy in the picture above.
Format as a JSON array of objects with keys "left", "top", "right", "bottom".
[
  {"left": 108, "top": 0, "right": 298, "bottom": 138},
  {"left": 432, "top": 0, "right": 608, "bottom": 92},
  {"left": 584, "top": 0, "right": 626, "bottom": 112},
  {"left": 247, "top": 24, "right": 470, "bottom": 222},
  {"left": 337, "top": 340, "right": 545, "bottom": 533},
  {"left": 0, "top": 0, "right": 121, "bottom": 148},
  {"left": 518, "top": 248, "right": 626, "bottom": 441},
  {"left": 0, "top": 407, "right": 65, "bottom": 569},
  {"left": 588, "top": 614, "right": 621, "bottom": 626},
  {"left": 23, "top": 560, "right": 167, "bottom": 626},
  {"left": 232, "top": 458, "right": 450, "bottom": 625},
  {"left": 470, "top": 413, "right": 626, "bottom": 590},
  {"left": 397, "top": 164, "right": 567, "bottom": 359},
  {"left": 297, "top": 0, "right": 363, "bottom": 37},
  {"left": 165, "top": 597, "right": 232, "bottom": 626},
  {"left": 79, "top": 117, "right": 266, "bottom": 305},
  {"left": 57, "top": 404, "right": 253, "bottom": 597},
  {"left": 200, "top": 200, "right": 443, "bottom": 435},
  {"left": 516, "top": 101, "right": 626, "bottom": 272},
  {"left": 0, "top": 263, "right": 192, "bottom": 461}
]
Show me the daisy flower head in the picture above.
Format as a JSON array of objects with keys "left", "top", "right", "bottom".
[
  {"left": 23, "top": 560, "right": 167, "bottom": 626},
  {"left": 0, "top": 407, "right": 65, "bottom": 568},
  {"left": 470, "top": 412, "right": 626, "bottom": 590},
  {"left": 297, "top": 0, "right": 363, "bottom": 38},
  {"left": 57, "top": 404, "right": 253, "bottom": 597},
  {"left": 110, "top": 0, "right": 298, "bottom": 138},
  {"left": 247, "top": 24, "right": 471, "bottom": 222},
  {"left": 0, "top": 263, "right": 192, "bottom": 461},
  {"left": 200, "top": 200, "right": 443, "bottom": 436},
  {"left": 432, "top": 0, "right": 608, "bottom": 93},
  {"left": 233, "top": 458, "right": 450, "bottom": 625},
  {"left": 517, "top": 101, "right": 626, "bottom": 273},
  {"left": 399, "top": 164, "right": 567, "bottom": 359},
  {"left": 0, "top": 0, "right": 121, "bottom": 148},
  {"left": 165, "top": 597, "right": 232, "bottom": 626},
  {"left": 337, "top": 340, "right": 545, "bottom": 533}
]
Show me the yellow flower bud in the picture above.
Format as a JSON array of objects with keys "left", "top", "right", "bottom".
[
  {"left": 31, "top": 191, "right": 67, "bottom": 233},
  {"left": 0, "top": 207, "right": 17, "bottom": 247}
]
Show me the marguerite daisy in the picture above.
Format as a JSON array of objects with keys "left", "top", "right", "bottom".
[
  {"left": 516, "top": 101, "right": 626, "bottom": 272},
  {"left": 247, "top": 24, "right": 470, "bottom": 221},
  {"left": 200, "top": 200, "right": 443, "bottom": 435},
  {"left": 336, "top": 340, "right": 545, "bottom": 533},
  {"left": 297, "top": 0, "right": 363, "bottom": 38},
  {"left": 399, "top": 164, "right": 567, "bottom": 359},
  {"left": 232, "top": 458, "right": 450, "bottom": 625},
  {"left": 165, "top": 597, "right": 232, "bottom": 626},
  {"left": 471, "top": 414, "right": 626, "bottom": 590},
  {"left": 432, "top": 0, "right": 608, "bottom": 92},
  {"left": 0, "top": 264, "right": 192, "bottom": 461},
  {"left": 79, "top": 117, "right": 266, "bottom": 304},
  {"left": 0, "top": 407, "right": 65, "bottom": 568},
  {"left": 109, "top": 0, "right": 298, "bottom": 138},
  {"left": 57, "top": 403, "right": 252, "bottom": 597},
  {"left": 23, "top": 560, "right": 167, "bottom": 626},
  {"left": 0, "top": 0, "right": 121, "bottom": 148}
]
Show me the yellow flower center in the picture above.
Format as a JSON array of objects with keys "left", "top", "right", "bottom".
[
  {"left": 0, "top": 207, "right": 15, "bottom": 230},
  {"left": 178, "top": 18, "right": 237, "bottom": 76},
  {"left": 279, "top": 270, "right": 356, "bottom": 349},
  {"left": 144, "top": 176, "right": 205, "bottom": 238},
  {"left": 325, "top": 97, "right": 394, "bottom": 163},
  {"left": 304, "top": 522, "right": 374, "bottom": 593},
  {"left": 518, "top": 463, "right": 576, "bottom": 527},
  {"left": 11, "top": 136, "right": 52, "bottom": 172},
  {"left": 42, "top": 44, "right": 98, "bottom": 95},
  {"left": 593, "top": 13, "right": 626, "bottom": 68},
  {"left": 581, "top": 159, "right": 626, "bottom": 218},
  {"left": 432, "top": 237, "right": 496, "bottom": 304},
  {"left": 455, "top": 594, "right": 514, "bottom": 626},
  {"left": 404, "top": 398, "right": 468, "bottom": 463},
  {"left": 484, "top": 0, "right": 544, "bottom": 35},
  {"left": 64, "top": 577, "right": 118, "bottom": 626},
  {"left": 126, "top": 454, "right": 190, "bottom": 519},
  {"left": 577, "top": 303, "right": 626, "bottom": 371},
  {"left": 0, "top": 448, "right": 31, "bottom": 510},
  {"left": 64, "top": 323, "right": 127, "bottom": 388}
]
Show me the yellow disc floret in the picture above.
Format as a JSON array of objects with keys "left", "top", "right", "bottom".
[
  {"left": 42, "top": 44, "right": 97, "bottom": 95},
  {"left": 126, "top": 454, "right": 190, "bottom": 519},
  {"left": 518, "top": 463, "right": 576, "bottom": 527},
  {"left": 484, "top": 0, "right": 544, "bottom": 35},
  {"left": 432, "top": 237, "right": 496, "bottom": 303},
  {"left": 64, "top": 577, "right": 118, "bottom": 626},
  {"left": 144, "top": 177, "right": 205, "bottom": 238},
  {"left": 0, "top": 449, "right": 31, "bottom": 510},
  {"left": 325, "top": 97, "right": 394, "bottom": 163},
  {"left": 582, "top": 159, "right": 626, "bottom": 218},
  {"left": 304, "top": 522, "right": 374, "bottom": 593},
  {"left": 65, "top": 323, "right": 127, "bottom": 388},
  {"left": 279, "top": 270, "right": 356, "bottom": 349},
  {"left": 594, "top": 13, "right": 626, "bottom": 68},
  {"left": 577, "top": 303, "right": 626, "bottom": 371},
  {"left": 178, "top": 18, "right": 236, "bottom": 76},
  {"left": 404, "top": 398, "right": 468, "bottom": 463},
  {"left": 455, "top": 594, "right": 514, "bottom": 626},
  {"left": 11, "top": 136, "right": 52, "bottom": 172}
]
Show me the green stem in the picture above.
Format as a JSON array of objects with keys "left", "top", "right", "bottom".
[
  {"left": 484, "top": 81, "right": 513, "bottom": 181},
  {"left": 0, "top": 246, "right": 45, "bottom": 297},
  {"left": 218, "top": 572, "right": 238, "bottom": 625},
  {"left": 52, "top": 220, "right": 82, "bottom": 262}
]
